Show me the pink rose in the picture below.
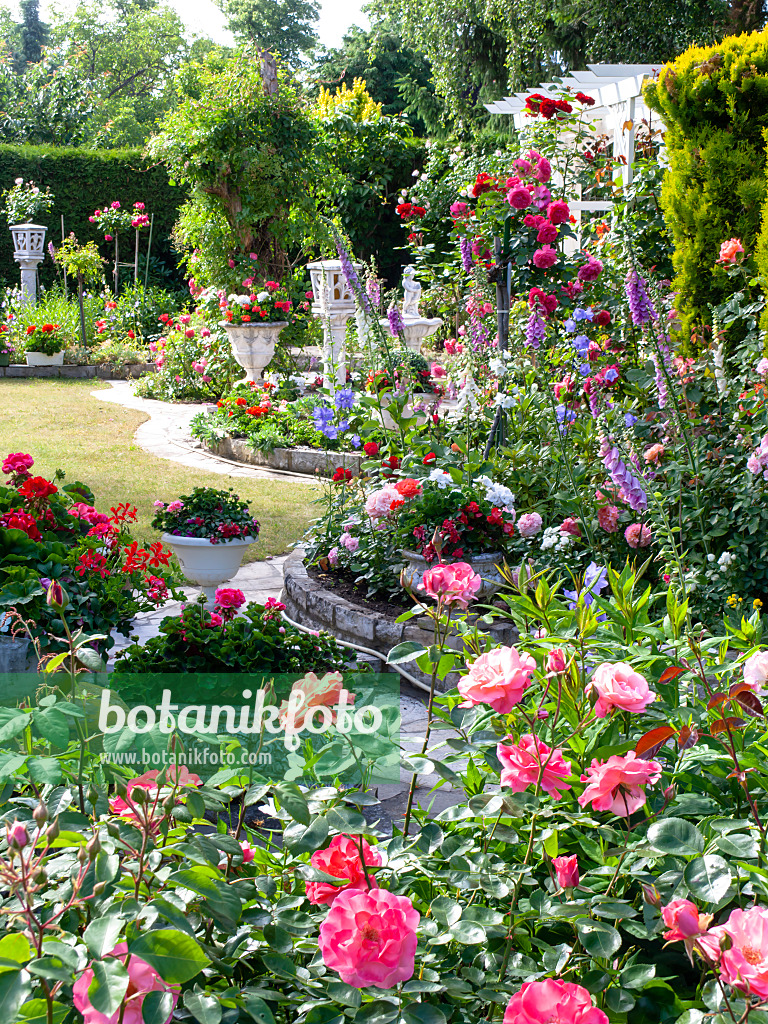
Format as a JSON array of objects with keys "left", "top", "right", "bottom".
[
  {"left": 552, "top": 854, "right": 579, "bottom": 889},
  {"left": 744, "top": 650, "right": 768, "bottom": 690},
  {"left": 6, "top": 820, "right": 29, "bottom": 849},
  {"left": 458, "top": 646, "right": 536, "bottom": 713},
  {"left": 278, "top": 671, "right": 354, "bottom": 731},
  {"left": 719, "top": 907, "right": 768, "bottom": 995},
  {"left": 497, "top": 733, "right": 572, "bottom": 800},
  {"left": 577, "top": 257, "right": 603, "bottom": 282},
  {"left": 431, "top": 362, "right": 447, "bottom": 377},
  {"left": 419, "top": 562, "right": 482, "bottom": 609},
  {"left": 578, "top": 752, "right": 662, "bottom": 816},
  {"left": 536, "top": 221, "right": 558, "bottom": 244},
  {"left": 586, "top": 661, "right": 655, "bottom": 717},
  {"left": 503, "top": 979, "right": 608, "bottom": 1024},
  {"left": 306, "top": 834, "right": 382, "bottom": 905},
  {"left": 327, "top": 546, "right": 339, "bottom": 565},
  {"left": 533, "top": 245, "right": 558, "bottom": 269},
  {"left": 516, "top": 512, "right": 542, "bottom": 538},
  {"left": 547, "top": 200, "right": 570, "bottom": 225},
  {"left": 219, "top": 840, "right": 256, "bottom": 869},
  {"left": 597, "top": 505, "right": 619, "bottom": 533},
  {"left": 508, "top": 185, "right": 533, "bottom": 210},
  {"left": 546, "top": 648, "right": 568, "bottom": 674},
  {"left": 625, "top": 523, "right": 652, "bottom": 548},
  {"left": 560, "top": 516, "right": 582, "bottom": 538},
  {"left": 339, "top": 532, "right": 359, "bottom": 552},
  {"left": 662, "top": 898, "right": 710, "bottom": 941},
  {"left": 535, "top": 157, "right": 552, "bottom": 183},
  {"left": 450, "top": 201, "right": 469, "bottom": 218},
  {"left": 365, "top": 485, "right": 401, "bottom": 521},
  {"left": 318, "top": 887, "right": 419, "bottom": 988},
  {"left": 73, "top": 943, "right": 179, "bottom": 1024},
  {"left": 717, "top": 238, "right": 745, "bottom": 265}
]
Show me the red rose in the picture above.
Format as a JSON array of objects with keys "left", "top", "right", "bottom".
[
  {"left": 363, "top": 442, "right": 379, "bottom": 456},
  {"left": 422, "top": 452, "right": 436, "bottom": 465}
]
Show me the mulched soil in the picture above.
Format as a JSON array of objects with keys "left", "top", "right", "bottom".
[{"left": 307, "top": 564, "right": 412, "bottom": 618}]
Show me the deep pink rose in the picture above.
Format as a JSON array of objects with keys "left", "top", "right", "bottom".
[
  {"left": 419, "top": 562, "right": 482, "bottom": 609},
  {"left": 547, "top": 200, "right": 570, "bottom": 225},
  {"left": 586, "top": 661, "right": 655, "bottom": 717},
  {"left": 497, "top": 733, "right": 572, "bottom": 800},
  {"left": 662, "top": 899, "right": 710, "bottom": 941},
  {"left": 546, "top": 648, "right": 568, "bottom": 674},
  {"left": 537, "top": 221, "right": 558, "bottom": 244},
  {"left": 577, "top": 257, "right": 603, "bottom": 282},
  {"left": 458, "top": 646, "right": 536, "bottom": 713},
  {"left": 307, "top": 834, "right": 382, "bottom": 905},
  {"left": 578, "top": 752, "right": 662, "bottom": 816},
  {"left": 533, "top": 245, "right": 558, "bottom": 269},
  {"left": 552, "top": 854, "right": 579, "bottom": 889},
  {"left": 535, "top": 157, "right": 552, "bottom": 183},
  {"left": 318, "top": 887, "right": 419, "bottom": 988},
  {"left": 560, "top": 517, "right": 582, "bottom": 538},
  {"left": 719, "top": 907, "right": 768, "bottom": 995},
  {"left": 508, "top": 186, "right": 533, "bottom": 210},
  {"left": 6, "top": 820, "right": 29, "bottom": 849},
  {"left": 503, "top": 979, "right": 608, "bottom": 1024},
  {"left": 73, "top": 943, "right": 180, "bottom": 1024}
]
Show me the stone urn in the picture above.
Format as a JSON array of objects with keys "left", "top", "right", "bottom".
[
  {"left": 11, "top": 223, "right": 46, "bottom": 307},
  {"left": 400, "top": 549, "right": 506, "bottom": 601},
  {"left": 221, "top": 321, "right": 288, "bottom": 384},
  {"left": 377, "top": 392, "right": 437, "bottom": 430},
  {"left": 161, "top": 533, "right": 255, "bottom": 603},
  {"left": 25, "top": 350, "right": 64, "bottom": 366}
]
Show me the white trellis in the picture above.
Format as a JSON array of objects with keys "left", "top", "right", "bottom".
[{"left": 485, "top": 64, "right": 663, "bottom": 236}]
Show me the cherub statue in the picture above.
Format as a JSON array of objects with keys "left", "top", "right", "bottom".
[{"left": 401, "top": 265, "right": 421, "bottom": 319}]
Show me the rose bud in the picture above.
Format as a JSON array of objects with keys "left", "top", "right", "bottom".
[
  {"left": 32, "top": 802, "right": 48, "bottom": 826},
  {"left": 6, "top": 820, "right": 29, "bottom": 850},
  {"left": 45, "top": 580, "right": 68, "bottom": 611},
  {"left": 552, "top": 854, "right": 579, "bottom": 890}
]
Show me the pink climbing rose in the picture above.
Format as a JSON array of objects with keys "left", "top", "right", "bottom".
[
  {"left": 586, "top": 662, "right": 655, "bottom": 717},
  {"left": 578, "top": 752, "right": 662, "bottom": 816},
  {"left": 497, "top": 733, "right": 572, "bottom": 800},
  {"left": 458, "top": 646, "right": 536, "bottom": 713},
  {"left": 503, "top": 979, "right": 608, "bottom": 1024},
  {"left": 73, "top": 943, "right": 180, "bottom": 1024}
]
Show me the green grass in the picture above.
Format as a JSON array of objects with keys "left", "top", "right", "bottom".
[{"left": 0, "top": 379, "right": 320, "bottom": 560}]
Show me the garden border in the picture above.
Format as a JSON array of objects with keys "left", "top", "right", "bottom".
[
  {"left": 280, "top": 548, "right": 519, "bottom": 691},
  {"left": 204, "top": 437, "right": 364, "bottom": 477},
  {"left": 0, "top": 363, "right": 156, "bottom": 380}
]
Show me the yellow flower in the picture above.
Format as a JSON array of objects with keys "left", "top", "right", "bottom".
[
  {"left": 755, "top": 598, "right": 763, "bottom": 610},
  {"left": 727, "top": 594, "right": 739, "bottom": 608}
]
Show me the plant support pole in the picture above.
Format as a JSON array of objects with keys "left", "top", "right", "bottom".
[
  {"left": 61, "top": 215, "right": 67, "bottom": 299},
  {"left": 134, "top": 229, "right": 139, "bottom": 286},
  {"left": 144, "top": 214, "right": 154, "bottom": 291}
]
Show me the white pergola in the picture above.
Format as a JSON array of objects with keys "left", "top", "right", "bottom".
[{"left": 485, "top": 64, "right": 663, "bottom": 204}]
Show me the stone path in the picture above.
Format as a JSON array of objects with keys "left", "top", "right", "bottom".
[{"left": 95, "top": 379, "right": 464, "bottom": 824}]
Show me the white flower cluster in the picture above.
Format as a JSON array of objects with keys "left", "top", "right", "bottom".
[
  {"left": 428, "top": 468, "right": 453, "bottom": 489},
  {"left": 718, "top": 550, "right": 736, "bottom": 571},
  {"left": 494, "top": 391, "right": 518, "bottom": 410},
  {"left": 541, "top": 526, "right": 574, "bottom": 552},
  {"left": 477, "top": 474, "right": 515, "bottom": 512},
  {"left": 228, "top": 294, "right": 251, "bottom": 307}
]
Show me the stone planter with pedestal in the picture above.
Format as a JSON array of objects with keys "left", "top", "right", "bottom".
[
  {"left": 161, "top": 533, "right": 255, "bottom": 604},
  {"left": 400, "top": 548, "right": 506, "bottom": 601},
  {"left": 10, "top": 223, "right": 46, "bottom": 307},
  {"left": 221, "top": 321, "right": 288, "bottom": 384}
]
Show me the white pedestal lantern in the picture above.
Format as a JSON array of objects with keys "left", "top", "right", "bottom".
[
  {"left": 307, "top": 259, "right": 362, "bottom": 390},
  {"left": 10, "top": 223, "right": 46, "bottom": 307}
]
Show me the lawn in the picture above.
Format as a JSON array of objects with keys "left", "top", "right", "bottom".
[{"left": 0, "top": 379, "right": 320, "bottom": 559}]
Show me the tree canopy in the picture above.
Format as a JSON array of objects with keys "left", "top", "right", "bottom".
[{"left": 215, "top": 0, "right": 320, "bottom": 65}]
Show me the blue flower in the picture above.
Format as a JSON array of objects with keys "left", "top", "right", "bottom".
[
  {"left": 573, "top": 307, "right": 594, "bottom": 322},
  {"left": 349, "top": 434, "right": 361, "bottom": 449},
  {"left": 564, "top": 319, "right": 576, "bottom": 333},
  {"left": 312, "top": 405, "right": 333, "bottom": 429},
  {"left": 334, "top": 388, "right": 355, "bottom": 411},
  {"left": 564, "top": 561, "right": 608, "bottom": 618},
  {"left": 579, "top": 363, "right": 591, "bottom": 376},
  {"left": 604, "top": 367, "right": 619, "bottom": 383},
  {"left": 572, "top": 334, "right": 590, "bottom": 353},
  {"left": 321, "top": 424, "right": 338, "bottom": 440},
  {"left": 556, "top": 404, "right": 576, "bottom": 425},
  {"left": 624, "top": 413, "right": 637, "bottom": 428}
]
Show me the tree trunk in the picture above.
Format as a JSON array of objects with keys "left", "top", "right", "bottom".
[{"left": 260, "top": 49, "right": 278, "bottom": 96}]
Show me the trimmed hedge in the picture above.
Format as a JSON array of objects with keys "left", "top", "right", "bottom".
[
  {"left": 644, "top": 29, "right": 768, "bottom": 342},
  {"left": 0, "top": 144, "right": 187, "bottom": 290}
]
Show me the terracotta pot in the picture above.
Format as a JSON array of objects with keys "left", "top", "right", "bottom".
[
  {"left": 221, "top": 321, "right": 288, "bottom": 384},
  {"left": 161, "top": 533, "right": 255, "bottom": 603},
  {"left": 400, "top": 548, "right": 505, "bottom": 601}
]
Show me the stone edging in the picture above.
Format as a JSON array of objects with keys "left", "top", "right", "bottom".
[
  {"left": 279, "top": 548, "right": 519, "bottom": 691},
  {"left": 206, "top": 437, "right": 364, "bottom": 477},
  {"left": 0, "top": 363, "right": 155, "bottom": 380}
]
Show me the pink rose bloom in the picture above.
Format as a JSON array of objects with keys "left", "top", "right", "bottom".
[
  {"left": 306, "top": 834, "right": 382, "bottom": 905},
  {"left": 547, "top": 200, "right": 570, "bottom": 225},
  {"left": 644, "top": 443, "right": 665, "bottom": 463},
  {"left": 625, "top": 523, "right": 652, "bottom": 548},
  {"left": 219, "top": 840, "right": 256, "bottom": 868},
  {"left": 587, "top": 661, "right": 655, "bottom": 717},
  {"left": 449, "top": 201, "right": 469, "bottom": 217},
  {"left": 497, "top": 733, "right": 572, "bottom": 800},
  {"left": 662, "top": 899, "right": 711, "bottom": 942},
  {"left": 365, "top": 485, "right": 401, "bottom": 521},
  {"left": 719, "top": 907, "right": 768, "bottom": 996},
  {"left": 339, "top": 532, "right": 359, "bottom": 552},
  {"left": 278, "top": 670, "right": 354, "bottom": 730},
  {"left": 552, "top": 854, "right": 579, "bottom": 889},
  {"left": 757, "top": 357, "right": 768, "bottom": 377},
  {"left": 537, "top": 221, "right": 558, "bottom": 244},
  {"left": 458, "top": 646, "right": 536, "bottom": 713},
  {"left": 597, "top": 505, "right": 619, "bottom": 533},
  {"left": 2, "top": 452, "right": 33, "bottom": 475},
  {"left": 214, "top": 587, "right": 245, "bottom": 609},
  {"left": 547, "top": 648, "right": 568, "bottom": 674},
  {"left": 516, "top": 512, "right": 542, "bottom": 538},
  {"left": 560, "top": 517, "right": 582, "bottom": 538},
  {"left": 419, "top": 562, "right": 482, "bottom": 609},
  {"left": 6, "top": 820, "right": 29, "bottom": 849},
  {"left": 578, "top": 752, "right": 662, "bottom": 816},
  {"left": 431, "top": 362, "right": 447, "bottom": 377},
  {"left": 508, "top": 186, "right": 533, "bottom": 210},
  {"left": 748, "top": 453, "right": 762, "bottom": 475},
  {"left": 514, "top": 158, "right": 532, "bottom": 174},
  {"left": 503, "top": 979, "right": 608, "bottom": 1024},
  {"left": 717, "top": 238, "right": 745, "bottom": 265},
  {"left": 532, "top": 185, "right": 551, "bottom": 209},
  {"left": 533, "top": 245, "right": 558, "bottom": 269},
  {"left": 318, "top": 887, "right": 419, "bottom": 989},
  {"left": 744, "top": 650, "right": 768, "bottom": 690},
  {"left": 73, "top": 944, "right": 180, "bottom": 1024},
  {"left": 535, "top": 157, "right": 552, "bottom": 183},
  {"left": 577, "top": 257, "right": 603, "bottom": 282},
  {"left": 327, "top": 546, "right": 339, "bottom": 566}
]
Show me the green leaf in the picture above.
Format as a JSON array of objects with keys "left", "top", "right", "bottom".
[
  {"left": 262, "top": 925, "right": 292, "bottom": 954},
  {"left": 26, "top": 956, "right": 75, "bottom": 983},
  {"left": 647, "top": 817, "right": 705, "bottom": 856},
  {"left": 284, "top": 814, "right": 329, "bottom": 854},
  {"left": 402, "top": 1007, "right": 447, "bottom": 1024},
  {"left": 129, "top": 929, "right": 210, "bottom": 984},
  {"left": 261, "top": 951, "right": 297, "bottom": 979},
  {"left": 273, "top": 783, "right": 310, "bottom": 824},
  {"left": 88, "top": 960, "right": 129, "bottom": 1017},
  {"left": 241, "top": 992, "right": 276, "bottom": 1024},
  {"left": 326, "top": 982, "right": 361, "bottom": 1008},
  {"left": 17, "top": 1000, "right": 67, "bottom": 1024},
  {"left": 27, "top": 757, "right": 61, "bottom": 786},
  {"left": 353, "top": 1002, "right": 399, "bottom": 1024},
  {"left": 42, "top": 652, "right": 69, "bottom": 675},
  {"left": 386, "top": 641, "right": 427, "bottom": 665},
  {"left": 183, "top": 990, "right": 222, "bottom": 1024},
  {"left": 621, "top": 964, "right": 656, "bottom": 990},
  {"left": 684, "top": 855, "right": 733, "bottom": 903},
  {"left": 449, "top": 920, "right": 486, "bottom": 944},
  {"left": 76, "top": 648, "right": 106, "bottom": 673},
  {"left": 143, "top": 992, "right": 177, "bottom": 1024},
  {"left": 0, "top": 970, "right": 31, "bottom": 1021},
  {"left": 575, "top": 919, "right": 622, "bottom": 957},
  {"left": 430, "top": 896, "right": 461, "bottom": 927},
  {"left": 84, "top": 916, "right": 124, "bottom": 959},
  {"left": 0, "top": 936, "right": 32, "bottom": 966},
  {"left": 0, "top": 712, "right": 29, "bottom": 743},
  {"left": 33, "top": 707, "right": 70, "bottom": 749}
]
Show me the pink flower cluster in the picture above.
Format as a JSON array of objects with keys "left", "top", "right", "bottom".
[
  {"left": 747, "top": 433, "right": 768, "bottom": 480},
  {"left": 497, "top": 734, "right": 572, "bottom": 800},
  {"left": 419, "top": 562, "right": 482, "bottom": 609}
]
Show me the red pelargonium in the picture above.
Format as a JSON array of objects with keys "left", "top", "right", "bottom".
[
  {"left": 18, "top": 476, "right": 57, "bottom": 500},
  {"left": 0, "top": 510, "right": 41, "bottom": 540},
  {"left": 2, "top": 452, "right": 33, "bottom": 477}
]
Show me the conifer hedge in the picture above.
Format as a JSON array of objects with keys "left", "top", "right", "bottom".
[
  {"left": 0, "top": 144, "right": 186, "bottom": 290},
  {"left": 644, "top": 29, "right": 768, "bottom": 342}
]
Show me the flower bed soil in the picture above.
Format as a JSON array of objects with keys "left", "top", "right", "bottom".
[{"left": 307, "top": 563, "right": 412, "bottom": 617}]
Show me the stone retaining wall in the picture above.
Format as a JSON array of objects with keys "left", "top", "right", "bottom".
[
  {"left": 207, "top": 437, "right": 364, "bottom": 477},
  {"left": 280, "top": 548, "right": 519, "bottom": 691},
  {"left": 0, "top": 363, "right": 155, "bottom": 380}
]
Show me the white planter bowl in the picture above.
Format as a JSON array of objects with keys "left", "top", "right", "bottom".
[
  {"left": 26, "top": 351, "right": 64, "bottom": 366},
  {"left": 401, "top": 548, "right": 506, "bottom": 602},
  {"left": 161, "top": 533, "right": 255, "bottom": 603},
  {"left": 221, "top": 321, "right": 288, "bottom": 384}
]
